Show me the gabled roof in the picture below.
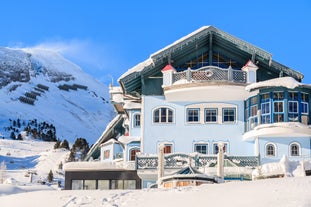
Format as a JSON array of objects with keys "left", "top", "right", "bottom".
[{"left": 118, "top": 26, "right": 303, "bottom": 96}]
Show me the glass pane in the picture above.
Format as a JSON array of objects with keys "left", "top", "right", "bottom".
[
  {"left": 168, "top": 109, "right": 173, "bottom": 122},
  {"left": 154, "top": 110, "right": 159, "bottom": 123},
  {"left": 302, "top": 93, "right": 309, "bottom": 102},
  {"left": 301, "top": 103, "right": 308, "bottom": 114},
  {"left": 288, "top": 101, "right": 298, "bottom": 113},
  {"left": 261, "top": 102, "right": 270, "bottom": 114},
  {"left": 98, "top": 180, "right": 110, "bottom": 190},
  {"left": 274, "top": 114, "right": 284, "bottom": 122},
  {"left": 72, "top": 180, "right": 83, "bottom": 190},
  {"left": 289, "top": 92, "right": 298, "bottom": 101},
  {"left": 84, "top": 180, "right": 96, "bottom": 190},
  {"left": 274, "top": 102, "right": 283, "bottom": 112},
  {"left": 205, "top": 109, "right": 217, "bottom": 122},
  {"left": 261, "top": 93, "right": 270, "bottom": 102},
  {"left": 188, "top": 109, "right": 199, "bottom": 122},
  {"left": 124, "top": 180, "right": 136, "bottom": 189},
  {"left": 251, "top": 105, "right": 258, "bottom": 116},
  {"left": 161, "top": 108, "right": 167, "bottom": 122},
  {"left": 111, "top": 180, "right": 123, "bottom": 189},
  {"left": 273, "top": 92, "right": 284, "bottom": 100}
]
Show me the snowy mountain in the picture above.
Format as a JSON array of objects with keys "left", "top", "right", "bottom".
[{"left": 0, "top": 47, "right": 114, "bottom": 144}]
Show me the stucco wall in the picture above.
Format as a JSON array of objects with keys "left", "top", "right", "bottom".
[{"left": 142, "top": 95, "right": 254, "bottom": 155}]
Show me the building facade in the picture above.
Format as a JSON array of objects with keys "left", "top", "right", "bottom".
[{"left": 65, "top": 26, "right": 311, "bottom": 189}]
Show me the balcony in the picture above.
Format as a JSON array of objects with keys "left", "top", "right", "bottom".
[{"left": 171, "top": 66, "right": 247, "bottom": 85}]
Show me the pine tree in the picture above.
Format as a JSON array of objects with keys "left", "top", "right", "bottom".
[
  {"left": 58, "top": 161, "right": 63, "bottom": 170},
  {"left": 60, "top": 139, "right": 70, "bottom": 150},
  {"left": 54, "top": 140, "right": 61, "bottom": 149},
  {"left": 47, "top": 170, "right": 53, "bottom": 183},
  {"left": 10, "top": 132, "right": 16, "bottom": 139}
]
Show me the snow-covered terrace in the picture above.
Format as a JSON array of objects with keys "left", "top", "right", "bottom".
[{"left": 243, "top": 122, "right": 311, "bottom": 141}]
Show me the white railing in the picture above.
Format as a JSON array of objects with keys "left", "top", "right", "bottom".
[{"left": 172, "top": 66, "right": 246, "bottom": 84}]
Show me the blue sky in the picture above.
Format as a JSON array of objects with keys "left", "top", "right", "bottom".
[{"left": 1, "top": 0, "right": 310, "bottom": 85}]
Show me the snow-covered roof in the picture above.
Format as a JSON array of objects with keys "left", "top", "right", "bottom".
[
  {"left": 118, "top": 26, "right": 303, "bottom": 96},
  {"left": 243, "top": 122, "right": 311, "bottom": 141},
  {"left": 64, "top": 161, "right": 125, "bottom": 171},
  {"left": 245, "top": 77, "right": 311, "bottom": 91},
  {"left": 118, "top": 135, "right": 141, "bottom": 144},
  {"left": 123, "top": 101, "right": 141, "bottom": 109},
  {"left": 118, "top": 58, "right": 154, "bottom": 81}
]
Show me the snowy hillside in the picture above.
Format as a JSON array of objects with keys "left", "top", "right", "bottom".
[
  {"left": 0, "top": 139, "right": 69, "bottom": 187},
  {"left": 0, "top": 47, "right": 114, "bottom": 144}
]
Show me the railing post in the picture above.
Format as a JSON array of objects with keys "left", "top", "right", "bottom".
[
  {"left": 186, "top": 67, "right": 192, "bottom": 82},
  {"left": 228, "top": 66, "right": 233, "bottom": 81}
]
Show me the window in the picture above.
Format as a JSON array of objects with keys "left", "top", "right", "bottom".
[
  {"left": 124, "top": 180, "right": 136, "bottom": 189},
  {"left": 194, "top": 144, "right": 208, "bottom": 154},
  {"left": 223, "top": 108, "right": 236, "bottom": 123},
  {"left": 84, "top": 180, "right": 96, "bottom": 190},
  {"left": 129, "top": 148, "right": 140, "bottom": 161},
  {"left": 289, "top": 143, "right": 300, "bottom": 157},
  {"left": 289, "top": 92, "right": 298, "bottom": 101},
  {"left": 111, "top": 180, "right": 124, "bottom": 189},
  {"left": 301, "top": 93, "right": 309, "bottom": 115},
  {"left": 205, "top": 108, "right": 217, "bottom": 123},
  {"left": 266, "top": 143, "right": 276, "bottom": 157},
  {"left": 187, "top": 108, "right": 200, "bottom": 123},
  {"left": 133, "top": 113, "right": 141, "bottom": 127},
  {"left": 159, "top": 144, "right": 173, "bottom": 154},
  {"left": 153, "top": 107, "right": 173, "bottom": 123},
  {"left": 261, "top": 93, "right": 270, "bottom": 102},
  {"left": 103, "top": 150, "right": 110, "bottom": 159},
  {"left": 71, "top": 180, "right": 83, "bottom": 190},
  {"left": 261, "top": 102, "right": 271, "bottom": 124},
  {"left": 213, "top": 143, "right": 228, "bottom": 154},
  {"left": 273, "top": 92, "right": 284, "bottom": 100},
  {"left": 288, "top": 101, "right": 298, "bottom": 122},
  {"left": 273, "top": 101, "right": 284, "bottom": 122},
  {"left": 98, "top": 180, "right": 110, "bottom": 190}
]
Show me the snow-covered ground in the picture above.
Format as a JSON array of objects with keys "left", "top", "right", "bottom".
[
  {"left": 0, "top": 139, "right": 69, "bottom": 185},
  {"left": 0, "top": 176, "right": 310, "bottom": 207},
  {"left": 1, "top": 138, "right": 311, "bottom": 207}
]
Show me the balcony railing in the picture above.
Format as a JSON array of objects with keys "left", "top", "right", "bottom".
[
  {"left": 135, "top": 153, "right": 259, "bottom": 170},
  {"left": 172, "top": 66, "right": 247, "bottom": 85}
]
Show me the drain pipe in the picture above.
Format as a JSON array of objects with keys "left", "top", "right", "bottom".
[
  {"left": 217, "top": 142, "right": 225, "bottom": 182},
  {"left": 157, "top": 144, "right": 165, "bottom": 187}
]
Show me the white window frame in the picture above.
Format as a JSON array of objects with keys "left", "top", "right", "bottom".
[
  {"left": 261, "top": 102, "right": 271, "bottom": 124},
  {"left": 193, "top": 143, "right": 209, "bottom": 154},
  {"left": 288, "top": 101, "right": 299, "bottom": 122},
  {"left": 222, "top": 108, "right": 236, "bottom": 123},
  {"left": 212, "top": 142, "right": 229, "bottom": 154},
  {"left": 133, "top": 113, "right": 141, "bottom": 128},
  {"left": 128, "top": 147, "right": 140, "bottom": 161},
  {"left": 204, "top": 108, "right": 218, "bottom": 123},
  {"left": 265, "top": 143, "right": 277, "bottom": 157},
  {"left": 158, "top": 142, "right": 174, "bottom": 154},
  {"left": 301, "top": 92, "right": 309, "bottom": 115},
  {"left": 289, "top": 142, "right": 301, "bottom": 157},
  {"left": 186, "top": 108, "right": 200, "bottom": 123},
  {"left": 153, "top": 107, "right": 174, "bottom": 124}
]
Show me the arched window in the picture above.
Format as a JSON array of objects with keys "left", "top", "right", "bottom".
[
  {"left": 266, "top": 143, "right": 276, "bottom": 157},
  {"left": 133, "top": 113, "right": 141, "bottom": 127},
  {"left": 153, "top": 107, "right": 174, "bottom": 123},
  {"left": 290, "top": 143, "right": 300, "bottom": 157},
  {"left": 129, "top": 148, "right": 140, "bottom": 161}
]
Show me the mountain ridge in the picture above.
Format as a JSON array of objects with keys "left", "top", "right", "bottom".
[{"left": 0, "top": 47, "right": 114, "bottom": 144}]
